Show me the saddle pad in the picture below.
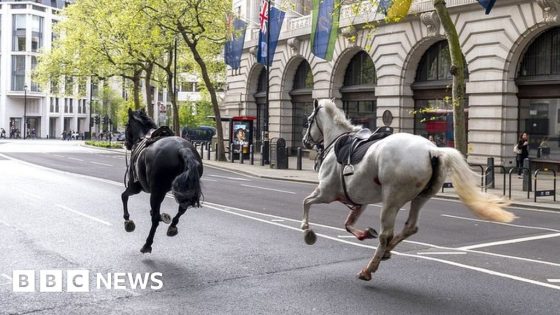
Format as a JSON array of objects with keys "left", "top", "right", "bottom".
[
  {"left": 335, "top": 132, "right": 391, "bottom": 165},
  {"left": 146, "top": 126, "right": 174, "bottom": 146}
]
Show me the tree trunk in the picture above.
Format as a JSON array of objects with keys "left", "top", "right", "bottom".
[
  {"left": 145, "top": 62, "right": 154, "bottom": 118},
  {"left": 180, "top": 33, "right": 227, "bottom": 161},
  {"left": 132, "top": 69, "right": 142, "bottom": 110},
  {"left": 433, "top": 0, "right": 467, "bottom": 156},
  {"left": 166, "top": 62, "right": 180, "bottom": 135}
]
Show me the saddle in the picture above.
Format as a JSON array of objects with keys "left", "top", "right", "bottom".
[
  {"left": 129, "top": 126, "right": 175, "bottom": 184},
  {"left": 334, "top": 127, "right": 393, "bottom": 176},
  {"left": 145, "top": 126, "right": 175, "bottom": 146}
]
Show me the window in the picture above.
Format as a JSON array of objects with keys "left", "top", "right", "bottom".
[
  {"left": 518, "top": 27, "right": 560, "bottom": 79},
  {"left": 344, "top": 51, "right": 376, "bottom": 86},
  {"left": 31, "top": 56, "right": 39, "bottom": 91},
  {"left": 64, "top": 98, "right": 68, "bottom": 113},
  {"left": 65, "top": 76, "right": 73, "bottom": 95},
  {"left": 12, "top": 14, "right": 26, "bottom": 51},
  {"left": 50, "top": 77, "right": 59, "bottom": 94},
  {"left": 31, "top": 16, "right": 43, "bottom": 52},
  {"left": 11, "top": 56, "right": 25, "bottom": 91},
  {"left": 50, "top": 97, "right": 54, "bottom": 112},
  {"left": 341, "top": 51, "right": 377, "bottom": 129},
  {"left": 55, "top": 98, "right": 59, "bottom": 112},
  {"left": 69, "top": 99, "right": 73, "bottom": 113},
  {"left": 291, "top": 61, "right": 314, "bottom": 150},
  {"left": 52, "top": 20, "right": 59, "bottom": 43},
  {"left": 293, "top": 62, "right": 313, "bottom": 89},
  {"left": 296, "top": 0, "right": 312, "bottom": 15}
]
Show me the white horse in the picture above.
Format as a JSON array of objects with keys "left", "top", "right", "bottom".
[{"left": 301, "top": 99, "right": 516, "bottom": 282}]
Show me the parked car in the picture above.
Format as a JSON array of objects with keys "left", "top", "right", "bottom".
[
  {"left": 115, "top": 132, "right": 126, "bottom": 141},
  {"left": 181, "top": 126, "right": 216, "bottom": 142}
]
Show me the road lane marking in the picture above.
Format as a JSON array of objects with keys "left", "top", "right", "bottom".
[
  {"left": 67, "top": 157, "right": 84, "bottom": 161},
  {"left": 457, "top": 233, "right": 560, "bottom": 250},
  {"left": 90, "top": 161, "right": 113, "bottom": 167},
  {"left": 204, "top": 202, "right": 560, "bottom": 291},
  {"left": 203, "top": 179, "right": 218, "bottom": 182},
  {"left": 271, "top": 219, "right": 285, "bottom": 222},
  {"left": 13, "top": 188, "right": 41, "bottom": 200},
  {"left": 417, "top": 252, "right": 467, "bottom": 255},
  {"left": 337, "top": 235, "right": 355, "bottom": 238},
  {"left": 441, "top": 214, "right": 560, "bottom": 233},
  {"left": 1, "top": 274, "right": 12, "bottom": 280},
  {"left": 241, "top": 184, "right": 296, "bottom": 194},
  {"left": 56, "top": 204, "right": 112, "bottom": 226},
  {"left": 52, "top": 154, "right": 65, "bottom": 158},
  {"left": 208, "top": 174, "right": 251, "bottom": 181},
  {"left": 548, "top": 279, "right": 560, "bottom": 283}
]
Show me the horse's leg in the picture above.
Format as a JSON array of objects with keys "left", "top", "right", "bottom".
[
  {"left": 167, "top": 205, "right": 187, "bottom": 237},
  {"left": 121, "top": 182, "right": 142, "bottom": 232},
  {"left": 357, "top": 201, "right": 401, "bottom": 281},
  {"left": 344, "top": 205, "right": 378, "bottom": 241},
  {"left": 383, "top": 196, "right": 428, "bottom": 260},
  {"left": 301, "top": 187, "right": 329, "bottom": 245},
  {"left": 140, "top": 192, "right": 166, "bottom": 254}
]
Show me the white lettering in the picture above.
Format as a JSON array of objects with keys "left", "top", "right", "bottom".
[
  {"left": 113, "top": 272, "right": 126, "bottom": 289},
  {"left": 150, "top": 272, "right": 163, "bottom": 290},
  {"left": 96, "top": 273, "right": 111, "bottom": 289},
  {"left": 127, "top": 273, "right": 150, "bottom": 290}
]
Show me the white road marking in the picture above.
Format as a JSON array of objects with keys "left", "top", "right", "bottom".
[
  {"left": 67, "top": 157, "right": 84, "bottom": 161},
  {"left": 56, "top": 204, "right": 112, "bottom": 226},
  {"left": 337, "top": 235, "right": 355, "bottom": 238},
  {"left": 457, "top": 233, "right": 560, "bottom": 250},
  {"left": 203, "top": 179, "right": 218, "bottom": 182},
  {"left": 14, "top": 188, "right": 41, "bottom": 200},
  {"left": 441, "top": 214, "right": 560, "bottom": 233},
  {"left": 90, "top": 161, "right": 113, "bottom": 167},
  {"left": 371, "top": 204, "right": 407, "bottom": 211},
  {"left": 52, "top": 154, "right": 65, "bottom": 158},
  {"left": 204, "top": 202, "right": 560, "bottom": 291},
  {"left": 241, "top": 184, "right": 296, "bottom": 194},
  {"left": 208, "top": 174, "right": 251, "bottom": 181},
  {"left": 417, "top": 252, "right": 467, "bottom": 255},
  {"left": 548, "top": 279, "right": 560, "bottom": 283},
  {"left": 271, "top": 219, "right": 285, "bottom": 222},
  {"left": 1, "top": 273, "right": 12, "bottom": 280}
]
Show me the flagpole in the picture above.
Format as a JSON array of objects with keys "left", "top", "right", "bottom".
[{"left": 263, "top": 0, "right": 271, "bottom": 164}]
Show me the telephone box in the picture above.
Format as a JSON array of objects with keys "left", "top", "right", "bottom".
[{"left": 230, "top": 116, "right": 256, "bottom": 159}]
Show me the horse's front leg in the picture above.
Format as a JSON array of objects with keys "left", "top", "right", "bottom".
[
  {"left": 344, "top": 205, "right": 378, "bottom": 241},
  {"left": 167, "top": 205, "right": 187, "bottom": 237},
  {"left": 121, "top": 181, "right": 142, "bottom": 232},
  {"left": 302, "top": 187, "right": 330, "bottom": 245},
  {"left": 140, "top": 192, "right": 166, "bottom": 254}
]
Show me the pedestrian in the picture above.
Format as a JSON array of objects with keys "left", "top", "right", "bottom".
[
  {"left": 428, "top": 135, "right": 436, "bottom": 145},
  {"left": 516, "top": 132, "right": 529, "bottom": 176},
  {"left": 0, "top": 128, "right": 5, "bottom": 139}
]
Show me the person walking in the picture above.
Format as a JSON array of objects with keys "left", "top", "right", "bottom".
[{"left": 516, "top": 132, "right": 529, "bottom": 176}]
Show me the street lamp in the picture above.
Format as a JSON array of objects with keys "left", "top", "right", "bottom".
[
  {"left": 23, "top": 85, "right": 27, "bottom": 139},
  {"left": 88, "top": 78, "right": 93, "bottom": 140}
]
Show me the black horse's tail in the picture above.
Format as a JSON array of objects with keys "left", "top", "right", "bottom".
[{"left": 172, "top": 148, "right": 202, "bottom": 209}]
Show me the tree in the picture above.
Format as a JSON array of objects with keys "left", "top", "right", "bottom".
[{"left": 143, "top": 0, "right": 230, "bottom": 161}]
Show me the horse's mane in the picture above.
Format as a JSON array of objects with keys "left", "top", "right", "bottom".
[
  {"left": 136, "top": 109, "right": 158, "bottom": 129},
  {"left": 319, "top": 99, "right": 360, "bottom": 132}
]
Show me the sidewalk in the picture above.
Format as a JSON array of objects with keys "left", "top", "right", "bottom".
[{"left": 201, "top": 151, "right": 560, "bottom": 212}]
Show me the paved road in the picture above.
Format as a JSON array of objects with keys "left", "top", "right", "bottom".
[{"left": 0, "top": 140, "right": 559, "bottom": 314}]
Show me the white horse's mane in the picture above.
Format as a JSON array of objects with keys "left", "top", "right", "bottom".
[{"left": 319, "top": 99, "right": 361, "bottom": 132}]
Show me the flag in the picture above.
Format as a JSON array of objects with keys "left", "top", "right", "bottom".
[
  {"left": 377, "top": 0, "right": 412, "bottom": 22},
  {"left": 225, "top": 14, "right": 247, "bottom": 70},
  {"left": 310, "top": 0, "right": 340, "bottom": 61},
  {"left": 257, "top": 1, "right": 285, "bottom": 66},
  {"left": 477, "top": 0, "right": 496, "bottom": 14}
]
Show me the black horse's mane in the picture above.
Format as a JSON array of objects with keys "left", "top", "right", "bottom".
[{"left": 135, "top": 109, "right": 158, "bottom": 129}]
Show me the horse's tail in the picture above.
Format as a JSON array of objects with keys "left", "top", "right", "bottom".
[
  {"left": 172, "top": 147, "right": 202, "bottom": 209},
  {"left": 433, "top": 147, "right": 516, "bottom": 223}
]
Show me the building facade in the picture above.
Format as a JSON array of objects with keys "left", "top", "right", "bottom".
[{"left": 225, "top": 0, "right": 560, "bottom": 166}]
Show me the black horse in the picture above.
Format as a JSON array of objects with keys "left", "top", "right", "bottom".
[{"left": 122, "top": 108, "right": 203, "bottom": 253}]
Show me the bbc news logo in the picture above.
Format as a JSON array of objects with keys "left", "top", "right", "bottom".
[{"left": 12, "top": 270, "right": 163, "bottom": 292}]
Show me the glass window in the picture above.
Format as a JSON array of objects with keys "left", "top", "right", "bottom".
[
  {"left": 69, "top": 99, "right": 73, "bottom": 113},
  {"left": 518, "top": 27, "right": 560, "bottom": 78},
  {"left": 65, "top": 76, "right": 73, "bottom": 95},
  {"left": 12, "top": 14, "right": 26, "bottom": 51},
  {"left": 344, "top": 51, "right": 376, "bottom": 86},
  {"left": 31, "top": 56, "right": 40, "bottom": 91},
  {"left": 518, "top": 99, "right": 560, "bottom": 159},
  {"left": 293, "top": 62, "right": 313, "bottom": 89},
  {"left": 416, "top": 41, "right": 453, "bottom": 82},
  {"left": 31, "top": 15, "right": 43, "bottom": 52},
  {"left": 11, "top": 55, "right": 25, "bottom": 91},
  {"left": 343, "top": 101, "right": 377, "bottom": 129},
  {"left": 55, "top": 98, "right": 59, "bottom": 112},
  {"left": 50, "top": 77, "right": 59, "bottom": 94},
  {"left": 414, "top": 99, "right": 455, "bottom": 147},
  {"left": 64, "top": 98, "right": 68, "bottom": 113},
  {"left": 292, "top": 102, "right": 314, "bottom": 149},
  {"left": 50, "top": 97, "right": 54, "bottom": 112}
]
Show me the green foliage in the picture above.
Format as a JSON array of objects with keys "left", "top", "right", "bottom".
[
  {"left": 178, "top": 100, "right": 214, "bottom": 128},
  {"left": 85, "top": 140, "right": 123, "bottom": 149}
]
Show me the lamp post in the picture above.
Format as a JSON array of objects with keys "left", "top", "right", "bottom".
[
  {"left": 23, "top": 85, "right": 28, "bottom": 139},
  {"left": 88, "top": 79, "right": 93, "bottom": 140}
]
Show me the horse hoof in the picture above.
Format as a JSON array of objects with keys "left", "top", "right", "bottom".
[
  {"left": 167, "top": 226, "right": 178, "bottom": 237},
  {"left": 382, "top": 251, "right": 392, "bottom": 261},
  {"left": 160, "top": 213, "right": 171, "bottom": 224},
  {"left": 357, "top": 269, "right": 372, "bottom": 281},
  {"left": 140, "top": 245, "right": 152, "bottom": 254},
  {"left": 304, "top": 229, "right": 317, "bottom": 245},
  {"left": 367, "top": 228, "right": 378, "bottom": 239},
  {"left": 124, "top": 220, "right": 135, "bottom": 232}
]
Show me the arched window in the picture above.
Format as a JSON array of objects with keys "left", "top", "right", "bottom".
[
  {"left": 413, "top": 41, "right": 468, "bottom": 148},
  {"left": 290, "top": 61, "right": 314, "bottom": 151},
  {"left": 341, "top": 51, "right": 377, "bottom": 129},
  {"left": 254, "top": 68, "right": 268, "bottom": 143},
  {"left": 517, "top": 27, "right": 560, "bottom": 159}
]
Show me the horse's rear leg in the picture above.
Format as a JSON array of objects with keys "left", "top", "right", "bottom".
[
  {"left": 358, "top": 202, "right": 400, "bottom": 281},
  {"left": 167, "top": 205, "right": 187, "bottom": 237},
  {"left": 140, "top": 192, "right": 166, "bottom": 254},
  {"left": 383, "top": 196, "right": 427, "bottom": 260},
  {"left": 121, "top": 182, "right": 142, "bottom": 232},
  {"left": 344, "top": 205, "right": 378, "bottom": 241}
]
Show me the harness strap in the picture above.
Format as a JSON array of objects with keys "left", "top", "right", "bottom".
[
  {"left": 340, "top": 164, "right": 361, "bottom": 209},
  {"left": 314, "top": 132, "right": 350, "bottom": 171}
]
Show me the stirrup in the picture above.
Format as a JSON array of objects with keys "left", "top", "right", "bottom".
[{"left": 343, "top": 164, "right": 354, "bottom": 176}]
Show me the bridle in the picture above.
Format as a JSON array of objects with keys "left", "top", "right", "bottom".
[{"left": 303, "top": 105, "right": 324, "bottom": 148}]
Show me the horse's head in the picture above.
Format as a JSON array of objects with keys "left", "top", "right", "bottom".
[
  {"left": 125, "top": 108, "right": 157, "bottom": 150},
  {"left": 302, "top": 99, "right": 324, "bottom": 149}
]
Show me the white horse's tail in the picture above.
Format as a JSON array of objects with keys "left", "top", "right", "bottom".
[{"left": 434, "top": 148, "right": 516, "bottom": 223}]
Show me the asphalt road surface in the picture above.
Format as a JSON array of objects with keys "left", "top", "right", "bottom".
[{"left": 0, "top": 140, "right": 559, "bottom": 314}]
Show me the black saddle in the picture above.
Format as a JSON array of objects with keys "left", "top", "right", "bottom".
[
  {"left": 334, "top": 127, "right": 393, "bottom": 173},
  {"left": 145, "top": 126, "right": 174, "bottom": 146}
]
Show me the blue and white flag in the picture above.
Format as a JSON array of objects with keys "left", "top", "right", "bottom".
[
  {"left": 225, "top": 15, "right": 247, "bottom": 70},
  {"left": 477, "top": 0, "right": 496, "bottom": 14},
  {"left": 257, "top": 1, "right": 285, "bottom": 66}
]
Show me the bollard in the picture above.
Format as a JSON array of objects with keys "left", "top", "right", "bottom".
[
  {"left": 296, "top": 147, "right": 302, "bottom": 170},
  {"left": 260, "top": 144, "right": 265, "bottom": 166},
  {"left": 206, "top": 142, "right": 211, "bottom": 160},
  {"left": 523, "top": 158, "right": 532, "bottom": 192},
  {"left": 486, "top": 157, "right": 495, "bottom": 189},
  {"left": 250, "top": 145, "right": 254, "bottom": 165},
  {"left": 214, "top": 143, "right": 218, "bottom": 161},
  {"left": 200, "top": 142, "right": 204, "bottom": 159},
  {"left": 230, "top": 143, "right": 234, "bottom": 163},
  {"left": 240, "top": 149, "right": 244, "bottom": 164}
]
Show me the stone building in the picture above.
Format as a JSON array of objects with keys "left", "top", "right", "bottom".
[{"left": 225, "top": 0, "right": 560, "bottom": 166}]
